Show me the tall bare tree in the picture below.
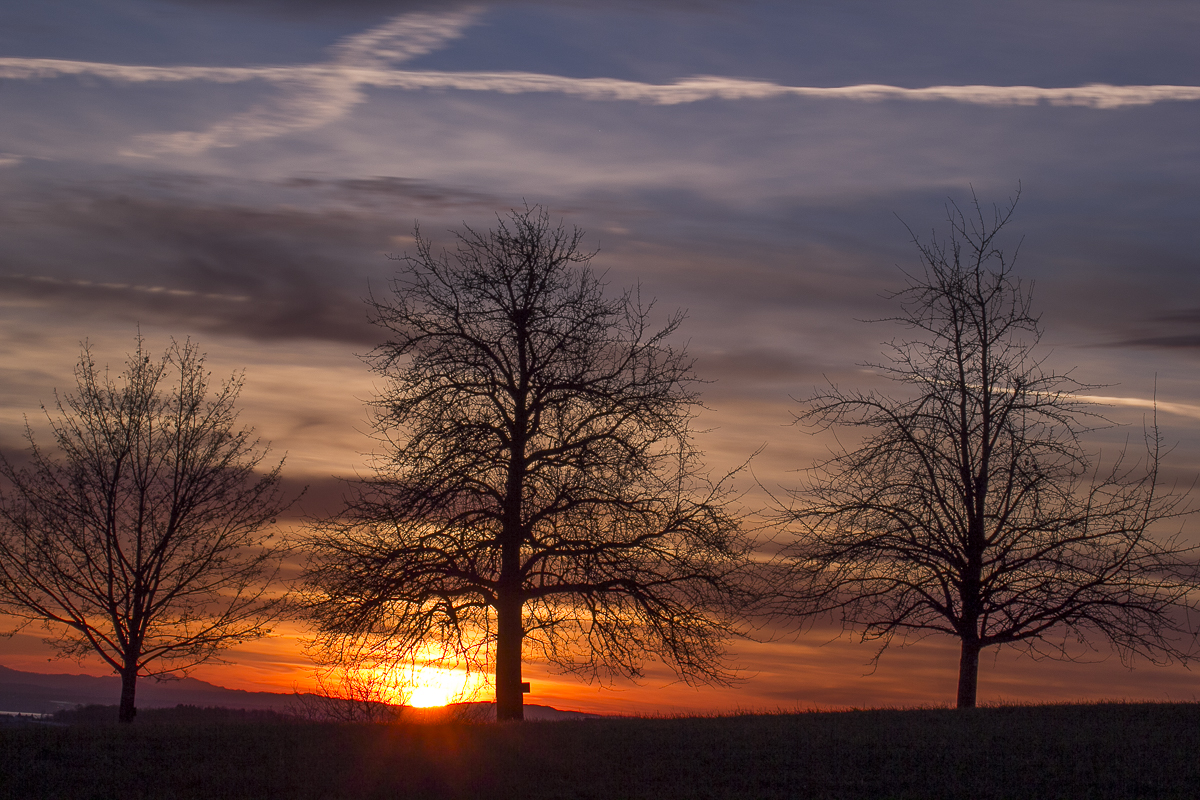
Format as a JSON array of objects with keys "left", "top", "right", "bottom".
[
  {"left": 769, "top": 190, "right": 1198, "bottom": 708},
  {"left": 303, "top": 206, "right": 750, "bottom": 721},
  {"left": 0, "top": 337, "right": 291, "bottom": 722}
]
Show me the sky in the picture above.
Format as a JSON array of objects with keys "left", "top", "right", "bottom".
[{"left": 1, "top": 0, "right": 1200, "bottom": 715}]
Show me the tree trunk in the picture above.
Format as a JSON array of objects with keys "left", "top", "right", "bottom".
[
  {"left": 118, "top": 665, "right": 138, "bottom": 723},
  {"left": 494, "top": 588, "right": 524, "bottom": 721},
  {"left": 497, "top": 406, "right": 527, "bottom": 723},
  {"left": 956, "top": 638, "right": 981, "bottom": 709}
]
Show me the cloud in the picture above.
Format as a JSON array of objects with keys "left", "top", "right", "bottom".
[
  {"left": 0, "top": 271, "right": 374, "bottom": 346},
  {"left": 354, "top": 74, "right": 1200, "bottom": 109},
  {"left": 1108, "top": 335, "right": 1200, "bottom": 350},
  {"left": 1077, "top": 394, "right": 1200, "bottom": 423},
  {"left": 0, "top": 171, "right": 523, "bottom": 345},
  {"left": 2, "top": 8, "right": 1200, "bottom": 157},
  {"left": 282, "top": 175, "right": 500, "bottom": 209},
  {"left": 7, "top": 57, "right": 1199, "bottom": 108},
  {"left": 1098, "top": 309, "right": 1200, "bottom": 352},
  {"left": 693, "top": 348, "right": 816, "bottom": 384},
  {"left": 0, "top": 192, "right": 383, "bottom": 344},
  {"left": 327, "top": 8, "right": 483, "bottom": 68},
  {"left": 0, "top": 9, "right": 459, "bottom": 156},
  {"left": 127, "top": 8, "right": 480, "bottom": 155},
  {"left": 4, "top": 274, "right": 251, "bottom": 303}
]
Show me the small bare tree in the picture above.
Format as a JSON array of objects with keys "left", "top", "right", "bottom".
[
  {"left": 0, "top": 336, "right": 291, "bottom": 722},
  {"left": 303, "top": 206, "right": 751, "bottom": 721},
  {"left": 288, "top": 657, "right": 406, "bottom": 724},
  {"left": 769, "top": 190, "right": 1198, "bottom": 708}
]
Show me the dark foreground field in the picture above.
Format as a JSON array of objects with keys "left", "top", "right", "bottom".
[{"left": 2, "top": 703, "right": 1197, "bottom": 800}]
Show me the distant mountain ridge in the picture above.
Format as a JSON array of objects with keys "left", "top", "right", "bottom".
[
  {"left": 0, "top": 664, "right": 600, "bottom": 720},
  {"left": 0, "top": 664, "right": 300, "bottom": 715}
]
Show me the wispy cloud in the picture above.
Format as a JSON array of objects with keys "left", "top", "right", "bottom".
[
  {"left": 128, "top": 9, "right": 481, "bottom": 155},
  {"left": 1079, "top": 394, "right": 1200, "bottom": 423},
  {"left": 0, "top": 9, "right": 467, "bottom": 156},
  {"left": 0, "top": 190, "right": 397, "bottom": 344},
  {"left": 355, "top": 74, "right": 1200, "bottom": 109},
  {"left": 1, "top": 274, "right": 250, "bottom": 302},
  {"left": 2, "top": 8, "right": 1200, "bottom": 156},
  {"left": 6, "top": 57, "right": 1199, "bottom": 108}
]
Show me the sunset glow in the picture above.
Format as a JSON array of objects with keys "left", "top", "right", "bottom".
[{"left": 403, "top": 666, "right": 487, "bottom": 709}]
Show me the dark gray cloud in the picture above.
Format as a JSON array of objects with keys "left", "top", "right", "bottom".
[
  {"left": 0, "top": 194, "right": 377, "bottom": 344},
  {"left": 0, "top": 271, "right": 373, "bottom": 345},
  {"left": 282, "top": 176, "right": 501, "bottom": 211},
  {"left": 1103, "top": 309, "right": 1200, "bottom": 352},
  {"left": 2, "top": 159, "right": 1197, "bottom": 377},
  {"left": 0, "top": 168, "right": 517, "bottom": 345},
  {"left": 1111, "top": 337, "right": 1200, "bottom": 350},
  {"left": 692, "top": 348, "right": 825, "bottom": 387},
  {"left": 277, "top": 474, "right": 352, "bottom": 519}
]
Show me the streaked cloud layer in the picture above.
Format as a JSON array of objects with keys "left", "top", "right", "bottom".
[
  {"left": 9, "top": 57, "right": 1198, "bottom": 106},
  {"left": 3, "top": 10, "right": 1199, "bottom": 156}
]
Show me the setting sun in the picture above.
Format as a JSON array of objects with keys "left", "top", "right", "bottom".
[{"left": 402, "top": 666, "right": 486, "bottom": 708}]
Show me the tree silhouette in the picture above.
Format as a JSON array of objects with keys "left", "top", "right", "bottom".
[
  {"left": 0, "top": 337, "right": 291, "bottom": 722},
  {"left": 304, "top": 206, "right": 750, "bottom": 721},
  {"left": 768, "top": 190, "right": 1198, "bottom": 708}
]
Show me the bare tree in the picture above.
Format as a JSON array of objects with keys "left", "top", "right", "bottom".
[
  {"left": 288, "top": 657, "right": 407, "bottom": 724},
  {"left": 0, "top": 336, "right": 291, "bottom": 722},
  {"left": 769, "top": 190, "right": 1198, "bottom": 708},
  {"left": 303, "top": 206, "right": 750, "bottom": 721}
]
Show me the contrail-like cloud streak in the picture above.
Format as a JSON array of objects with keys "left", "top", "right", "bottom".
[
  {"left": 361, "top": 72, "right": 1200, "bottom": 108},
  {"left": 5, "top": 58, "right": 1198, "bottom": 109},
  {"left": 1079, "top": 395, "right": 1200, "bottom": 423},
  {"left": 3, "top": 9, "right": 1199, "bottom": 156},
  {"left": 120, "top": 9, "right": 483, "bottom": 155}
]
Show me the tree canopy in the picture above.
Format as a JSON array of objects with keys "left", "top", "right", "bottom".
[
  {"left": 303, "top": 206, "right": 751, "bottom": 720},
  {"left": 0, "top": 336, "right": 291, "bottom": 722},
  {"left": 768, "top": 191, "right": 1199, "bottom": 708}
]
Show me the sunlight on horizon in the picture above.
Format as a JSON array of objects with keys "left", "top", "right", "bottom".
[{"left": 399, "top": 665, "right": 487, "bottom": 708}]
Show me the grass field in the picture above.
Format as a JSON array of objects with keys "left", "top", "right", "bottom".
[{"left": 1, "top": 703, "right": 1197, "bottom": 799}]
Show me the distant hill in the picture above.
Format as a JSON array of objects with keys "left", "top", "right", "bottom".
[
  {"left": 0, "top": 664, "right": 300, "bottom": 715},
  {"left": 0, "top": 664, "right": 601, "bottom": 721}
]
